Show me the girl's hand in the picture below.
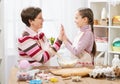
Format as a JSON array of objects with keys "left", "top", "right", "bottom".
[
  {"left": 58, "top": 24, "right": 64, "bottom": 41},
  {"left": 61, "top": 25, "right": 68, "bottom": 42}
]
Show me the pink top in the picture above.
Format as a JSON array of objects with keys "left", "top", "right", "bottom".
[{"left": 64, "top": 25, "right": 95, "bottom": 57}]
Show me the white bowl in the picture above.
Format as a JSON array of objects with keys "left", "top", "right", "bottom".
[{"left": 57, "top": 57, "right": 78, "bottom": 68}]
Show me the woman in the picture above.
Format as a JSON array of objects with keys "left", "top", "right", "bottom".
[
  {"left": 18, "top": 7, "right": 63, "bottom": 65},
  {"left": 62, "top": 8, "right": 96, "bottom": 66}
]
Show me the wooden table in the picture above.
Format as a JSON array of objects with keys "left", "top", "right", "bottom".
[{"left": 9, "top": 66, "right": 120, "bottom": 84}]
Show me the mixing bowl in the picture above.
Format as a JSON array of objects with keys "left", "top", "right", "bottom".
[{"left": 57, "top": 56, "right": 78, "bottom": 68}]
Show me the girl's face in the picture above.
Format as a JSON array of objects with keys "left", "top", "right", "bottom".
[
  {"left": 30, "top": 12, "right": 44, "bottom": 31},
  {"left": 74, "top": 11, "right": 88, "bottom": 28}
]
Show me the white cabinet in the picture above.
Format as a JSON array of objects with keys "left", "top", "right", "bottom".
[{"left": 88, "top": 0, "right": 120, "bottom": 65}]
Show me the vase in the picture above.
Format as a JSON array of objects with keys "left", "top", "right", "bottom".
[{"left": 101, "top": 7, "right": 107, "bottom": 19}]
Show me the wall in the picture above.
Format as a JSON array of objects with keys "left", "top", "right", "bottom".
[
  {"left": 42, "top": 0, "right": 88, "bottom": 41},
  {"left": 0, "top": 0, "right": 4, "bottom": 84}
]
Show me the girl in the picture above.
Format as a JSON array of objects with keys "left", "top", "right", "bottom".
[
  {"left": 62, "top": 8, "right": 96, "bottom": 66},
  {"left": 18, "top": 7, "right": 63, "bottom": 65}
]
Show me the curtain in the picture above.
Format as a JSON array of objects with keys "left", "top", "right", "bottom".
[
  {"left": 4, "top": 0, "right": 41, "bottom": 83},
  {"left": 4, "top": 0, "right": 42, "bottom": 54}
]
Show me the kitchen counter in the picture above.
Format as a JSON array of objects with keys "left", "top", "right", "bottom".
[{"left": 9, "top": 66, "right": 120, "bottom": 84}]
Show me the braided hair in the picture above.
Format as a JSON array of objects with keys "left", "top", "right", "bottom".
[{"left": 78, "top": 8, "right": 96, "bottom": 57}]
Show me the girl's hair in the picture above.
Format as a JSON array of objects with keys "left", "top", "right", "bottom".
[
  {"left": 78, "top": 8, "right": 96, "bottom": 57},
  {"left": 21, "top": 7, "right": 42, "bottom": 27}
]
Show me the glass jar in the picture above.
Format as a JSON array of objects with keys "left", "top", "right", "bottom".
[{"left": 112, "top": 54, "right": 120, "bottom": 67}]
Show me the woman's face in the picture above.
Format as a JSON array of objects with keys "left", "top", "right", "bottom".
[
  {"left": 30, "top": 12, "right": 44, "bottom": 30},
  {"left": 74, "top": 11, "right": 87, "bottom": 28}
]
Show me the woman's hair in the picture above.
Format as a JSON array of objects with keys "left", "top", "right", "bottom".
[
  {"left": 21, "top": 7, "right": 42, "bottom": 27},
  {"left": 78, "top": 8, "right": 96, "bottom": 56}
]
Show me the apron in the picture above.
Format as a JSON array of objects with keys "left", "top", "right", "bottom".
[{"left": 72, "top": 31, "right": 93, "bottom": 67}]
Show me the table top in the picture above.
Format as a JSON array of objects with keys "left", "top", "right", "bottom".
[{"left": 9, "top": 66, "right": 120, "bottom": 84}]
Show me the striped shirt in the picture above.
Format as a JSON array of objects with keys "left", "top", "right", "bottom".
[
  {"left": 64, "top": 25, "right": 95, "bottom": 57},
  {"left": 18, "top": 27, "right": 62, "bottom": 63}
]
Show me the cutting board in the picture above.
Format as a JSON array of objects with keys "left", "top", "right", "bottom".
[{"left": 50, "top": 67, "right": 92, "bottom": 77}]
